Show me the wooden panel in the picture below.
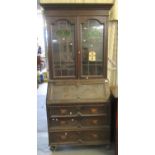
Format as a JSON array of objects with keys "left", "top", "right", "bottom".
[
  {"left": 44, "top": 10, "right": 109, "bottom": 17},
  {"left": 40, "top": 0, "right": 114, "bottom": 4},
  {"left": 47, "top": 80, "right": 110, "bottom": 104}
]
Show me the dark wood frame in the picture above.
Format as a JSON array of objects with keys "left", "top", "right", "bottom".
[
  {"left": 41, "top": 3, "right": 113, "bottom": 11},
  {"left": 41, "top": 4, "right": 113, "bottom": 150}
]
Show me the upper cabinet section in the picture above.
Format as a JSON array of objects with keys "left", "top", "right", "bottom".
[{"left": 43, "top": 6, "right": 112, "bottom": 80}]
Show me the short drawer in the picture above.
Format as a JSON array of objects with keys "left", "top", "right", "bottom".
[
  {"left": 49, "top": 117, "right": 79, "bottom": 129},
  {"left": 80, "top": 105, "right": 108, "bottom": 115},
  {"left": 48, "top": 106, "right": 77, "bottom": 116},
  {"left": 81, "top": 116, "right": 108, "bottom": 127},
  {"left": 49, "top": 131, "right": 79, "bottom": 143},
  {"left": 82, "top": 129, "right": 110, "bottom": 142}
]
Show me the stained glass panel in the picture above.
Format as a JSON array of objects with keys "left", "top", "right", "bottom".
[
  {"left": 81, "top": 20, "right": 104, "bottom": 76},
  {"left": 51, "top": 20, "right": 75, "bottom": 77}
]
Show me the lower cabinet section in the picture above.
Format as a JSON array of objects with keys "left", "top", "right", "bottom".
[{"left": 47, "top": 102, "right": 111, "bottom": 147}]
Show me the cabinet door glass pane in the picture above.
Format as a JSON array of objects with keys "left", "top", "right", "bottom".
[
  {"left": 81, "top": 19, "right": 104, "bottom": 76},
  {"left": 51, "top": 19, "right": 76, "bottom": 77}
]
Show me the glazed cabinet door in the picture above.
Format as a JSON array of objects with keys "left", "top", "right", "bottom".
[
  {"left": 46, "top": 17, "right": 77, "bottom": 79},
  {"left": 46, "top": 15, "right": 108, "bottom": 80},
  {"left": 78, "top": 16, "right": 107, "bottom": 79}
]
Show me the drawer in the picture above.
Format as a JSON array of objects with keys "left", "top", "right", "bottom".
[
  {"left": 80, "top": 105, "right": 108, "bottom": 115},
  {"left": 49, "top": 116, "right": 108, "bottom": 129},
  {"left": 82, "top": 130, "right": 110, "bottom": 142},
  {"left": 49, "top": 131, "right": 79, "bottom": 143},
  {"left": 48, "top": 106, "right": 77, "bottom": 116},
  {"left": 49, "top": 117, "right": 79, "bottom": 129},
  {"left": 48, "top": 104, "right": 109, "bottom": 117},
  {"left": 81, "top": 116, "right": 108, "bottom": 127},
  {"left": 49, "top": 129, "right": 110, "bottom": 144}
]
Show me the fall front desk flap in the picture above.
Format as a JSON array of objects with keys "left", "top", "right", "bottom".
[{"left": 47, "top": 79, "right": 110, "bottom": 104}]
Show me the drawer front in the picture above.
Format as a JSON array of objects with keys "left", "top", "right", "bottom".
[
  {"left": 49, "top": 129, "right": 110, "bottom": 144},
  {"left": 49, "top": 117, "right": 79, "bottom": 129},
  {"left": 48, "top": 106, "right": 77, "bottom": 116},
  {"left": 80, "top": 105, "right": 108, "bottom": 115},
  {"left": 82, "top": 130, "right": 110, "bottom": 142},
  {"left": 48, "top": 104, "right": 108, "bottom": 116},
  {"left": 49, "top": 131, "right": 79, "bottom": 143},
  {"left": 49, "top": 116, "right": 108, "bottom": 129},
  {"left": 81, "top": 116, "right": 108, "bottom": 127}
]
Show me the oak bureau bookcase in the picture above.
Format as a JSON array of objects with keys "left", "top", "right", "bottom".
[{"left": 41, "top": 4, "right": 113, "bottom": 150}]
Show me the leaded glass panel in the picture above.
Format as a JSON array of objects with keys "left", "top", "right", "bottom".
[
  {"left": 51, "top": 20, "right": 76, "bottom": 77},
  {"left": 81, "top": 19, "right": 104, "bottom": 77}
]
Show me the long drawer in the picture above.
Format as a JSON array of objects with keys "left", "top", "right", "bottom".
[
  {"left": 48, "top": 116, "right": 108, "bottom": 129},
  {"left": 47, "top": 103, "right": 108, "bottom": 117},
  {"left": 49, "top": 129, "right": 110, "bottom": 145}
]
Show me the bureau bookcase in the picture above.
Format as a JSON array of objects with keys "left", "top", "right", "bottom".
[{"left": 41, "top": 4, "right": 113, "bottom": 150}]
